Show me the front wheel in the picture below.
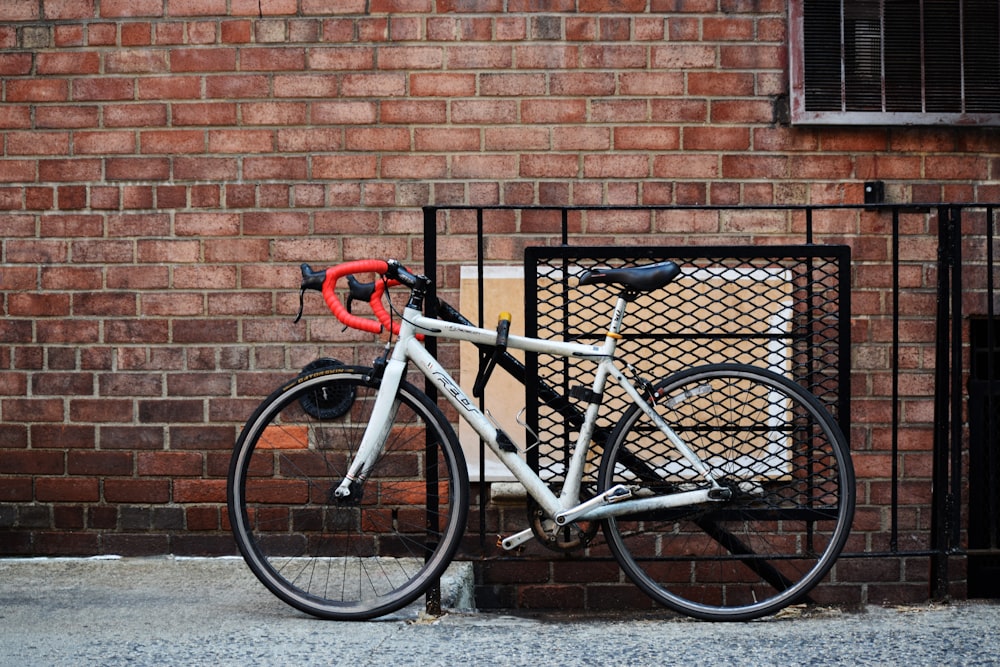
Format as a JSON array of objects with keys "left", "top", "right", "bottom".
[
  {"left": 227, "top": 365, "right": 469, "bottom": 620},
  {"left": 599, "top": 363, "right": 854, "bottom": 621}
]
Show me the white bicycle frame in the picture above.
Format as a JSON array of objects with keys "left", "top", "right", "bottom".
[{"left": 336, "top": 293, "right": 727, "bottom": 550}]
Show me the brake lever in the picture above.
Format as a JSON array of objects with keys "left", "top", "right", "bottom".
[
  {"left": 295, "top": 263, "right": 328, "bottom": 325},
  {"left": 345, "top": 274, "right": 376, "bottom": 330},
  {"left": 294, "top": 288, "right": 306, "bottom": 324}
]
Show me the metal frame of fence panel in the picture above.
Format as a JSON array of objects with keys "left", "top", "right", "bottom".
[{"left": 522, "top": 245, "right": 851, "bottom": 495}]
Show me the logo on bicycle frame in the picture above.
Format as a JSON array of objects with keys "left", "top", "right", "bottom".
[{"left": 431, "top": 369, "right": 475, "bottom": 412}]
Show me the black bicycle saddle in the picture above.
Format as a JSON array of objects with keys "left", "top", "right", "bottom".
[{"left": 578, "top": 261, "right": 681, "bottom": 292}]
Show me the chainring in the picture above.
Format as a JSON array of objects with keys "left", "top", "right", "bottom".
[{"left": 527, "top": 495, "right": 600, "bottom": 553}]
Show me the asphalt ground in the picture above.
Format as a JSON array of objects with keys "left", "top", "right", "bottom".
[{"left": 1, "top": 556, "right": 998, "bottom": 666}]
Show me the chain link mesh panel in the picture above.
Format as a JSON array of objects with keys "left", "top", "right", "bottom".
[{"left": 523, "top": 246, "right": 850, "bottom": 491}]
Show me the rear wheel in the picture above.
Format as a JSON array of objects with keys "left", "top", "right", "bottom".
[
  {"left": 227, "top": 365, "right": 468, "bottom": 620},
  {"left": 599, "top": 363, "right": 854, "bottom": 621}
]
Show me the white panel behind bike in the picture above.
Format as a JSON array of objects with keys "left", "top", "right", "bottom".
[{"left": 459, "top": 266, "right": 525, "bottom": 482}]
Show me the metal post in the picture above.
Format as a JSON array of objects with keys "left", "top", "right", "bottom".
[
  {"left": 422, "top": 206, "right": 443, "bottom": 616},
  {"left": 930, "top": 206, "right": 957, "bottom": 600}
]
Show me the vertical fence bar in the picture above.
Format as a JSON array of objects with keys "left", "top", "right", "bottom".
[
  {"left": 421, "top": 206, "right": 442, "bottom": 615},
  {"left": 476, "top": 208, "right": 487, "bottom": 549},
  {"left": 891, "top": 207, "right": 900, "bottom": 552},
  {"left": 987, "top": 207, "right": 997, "bottom": 552},
  {"left": 931, "top": 205, "right": 956, "bottom": 599},
  {"left": 949, "top": 207, "right": 964, "bottom": 556}
]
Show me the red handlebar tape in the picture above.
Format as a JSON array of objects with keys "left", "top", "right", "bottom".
[{"left": 321, "top": 259, "right": 400, "bottom": 335}]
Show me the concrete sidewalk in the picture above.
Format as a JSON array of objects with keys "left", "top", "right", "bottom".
[{"left": 1, "top": 556, "right": 998, "bottom": 666}]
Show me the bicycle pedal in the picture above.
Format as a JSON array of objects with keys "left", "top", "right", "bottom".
[{"left": 497, "top": 527, "right": 534, "bottom": 551}]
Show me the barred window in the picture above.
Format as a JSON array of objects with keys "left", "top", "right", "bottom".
[{"left": 789, "top": 0, "right": 1000, "bottom": 125}]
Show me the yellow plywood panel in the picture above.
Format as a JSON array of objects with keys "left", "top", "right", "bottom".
[{"left": 459, "top": 266, "right": 525, "bottom": 482}]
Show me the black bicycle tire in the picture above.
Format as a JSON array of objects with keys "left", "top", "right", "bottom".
[
  {"left": 227, "top": 365, "right": 469, "bottom": 620},
  {"left": 598, "top": 362, "right": 855, "bottom": 621}
]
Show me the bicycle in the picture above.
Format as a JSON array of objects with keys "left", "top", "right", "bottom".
[{"left": 227, "top": 258, "right": 854, "bottom": 622}]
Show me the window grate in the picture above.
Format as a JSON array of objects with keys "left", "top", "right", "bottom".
[{"left": 790, "top": 0, "right": 1000, "bottom": 125}]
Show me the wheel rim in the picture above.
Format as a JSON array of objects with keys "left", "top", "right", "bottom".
[
  {"left": 229, "top": 369, "right": 467, "bottom": 619},
  {"left": 601, "top": 366, "right": 853, "bottom": 620}
]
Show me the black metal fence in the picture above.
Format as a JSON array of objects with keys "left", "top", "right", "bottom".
[{"left": 420, "top": 202, "right": 1000, "bottom": 601}]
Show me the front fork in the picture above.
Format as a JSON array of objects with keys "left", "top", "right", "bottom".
[{"left": 332, "top": 356, "right": 405, "bottom": 500}]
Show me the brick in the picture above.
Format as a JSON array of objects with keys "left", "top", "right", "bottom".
[
  {"left": 104, "top": 103, "right": 168, "bottom": 128},
  {"left": 73, "top": 131, "right": 135, "bottom": 155},
  {"left": 615, "top": 126, "right": 680, "bottom": 151},
  {"left": 0, "top": 449, "right": 64, "bottom": 474},
  {"left": 5, "top": 80, "right": 68, "bottom": 103},
  {"left": 207, "top": 129, "right": 274, "bottom": 153},
  {"left": 137, "top": 451, "right": 203, "bottom": 476},
  {"left": 100, "top": 0, "right": 162, "bottom": 16},
  {"left": 479, "top": 73, "right": 546, "bottom": 97},
  {"left": 68, "top": 451, "right": 133, "bottom": 476},
  {"left": 138, "top": 293, "right": 202, "bottom": 318},
  {"left": 172, "top": 479, "right": 226, "bottom": 503},
  {"left": 36, "top": 477, "right": 99, "bottom": 502},
  {"left": 580, "top": 44, "right": 646, "bottom": 69},
  {"left": 583, "top": 154, "right": 649, "bottom": 179},
  {"left": 0, "top": 105, "right": 32, "bottom": 129},
  {"left": 70, "top": 399, "right": 133, "bottom": 423},
  {"left": 380, "top": 46, "right": 444, "bottom": 70},
  {"left": 34, "top": 532, "right": 99, "bottom": 555},
  {"left": 134, "top": 77, "right": 199, "bottom": 101},
  {"left": 651, "top": 44, "right": 716, "bottom": 69},
  {"left": 37, "top": 52, "right": 100, "bottom": 75},
  {"left": 711, "top": 99, "right": 775, "bottom": 124},
  {"left": 409, "top": 73, "right": 475, "bottom": 97},
  {"left": 8, "top": 292, "right": 69, "bottom": 318},
  {"left": 169, "top": 425, "right": 233, "bottom": 451},
  {"left": 106, "top": 49, "right": 169, "bottom": 74},
  {"left": 171, "top": 102, "right": 237, "bottom": 126},
  {"left": 520, "top": 154, "right": 579, "bottom": 178},
  {"left": 185, "top": 506, "right": 220, "bottom": 531},
  {"left": 99, "top": 426, "right": 164, "bottom": 450},
  {"left": 7, "top": 132, "right": 69, "bottom": 155},
  {"left": 3, "top": 398, "right": 65, "bottom": 423},
  {"left": 721, "top": 154, "right": 787, "bottom": 179},
  {"left": 170, "top": 48, "right": 236, "bottom": 72},
  {"left": 0, "top": 0, "right": 40, "bottom": 20},
  {"left": 313, "top": 155, "right": 378, "bottom": 179},
  {"left": 486, "top": 126, "right": 550, "bottom": 151},
  {"left": 789, "top": 155, "right": 854, "bottom": 179},
  {"left": 702, "top": 16, "right": 755, "bottom": 41},
  {"left": 521, "top": 99, "right": 587, "bottom": 124},
  {"left": 104, "top": 479, "right": 170, "bottom": 503},
  {"left": 452, "top": 155, "right": 517, "bottom": 179},
  {"left": 106, "top": 158, "right": 170, "bottom": 181},
  {"left": 138, "top": 399, "right": 204, "bottom": 423},
  {"left": 580, "top": 0, "right": 646, "bottom": 8},
  {"left": 32, "top": 371, "right": 92, "bottom": 396},
  {"left": 341, "top": 73, "right": 407, "bottom": 97},
  {"left": 0, "top": 478, "right": 32, "bottom": 501},
  {"left": 926, "top": 156, "right": 990, "bottom": 180},
  {"left": 720, "top": 44, "right": 785, "bottom": 70}
]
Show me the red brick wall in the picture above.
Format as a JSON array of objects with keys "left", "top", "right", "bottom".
[{"left": 1, "top": 1, "right": 995, "bottom": 606}]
